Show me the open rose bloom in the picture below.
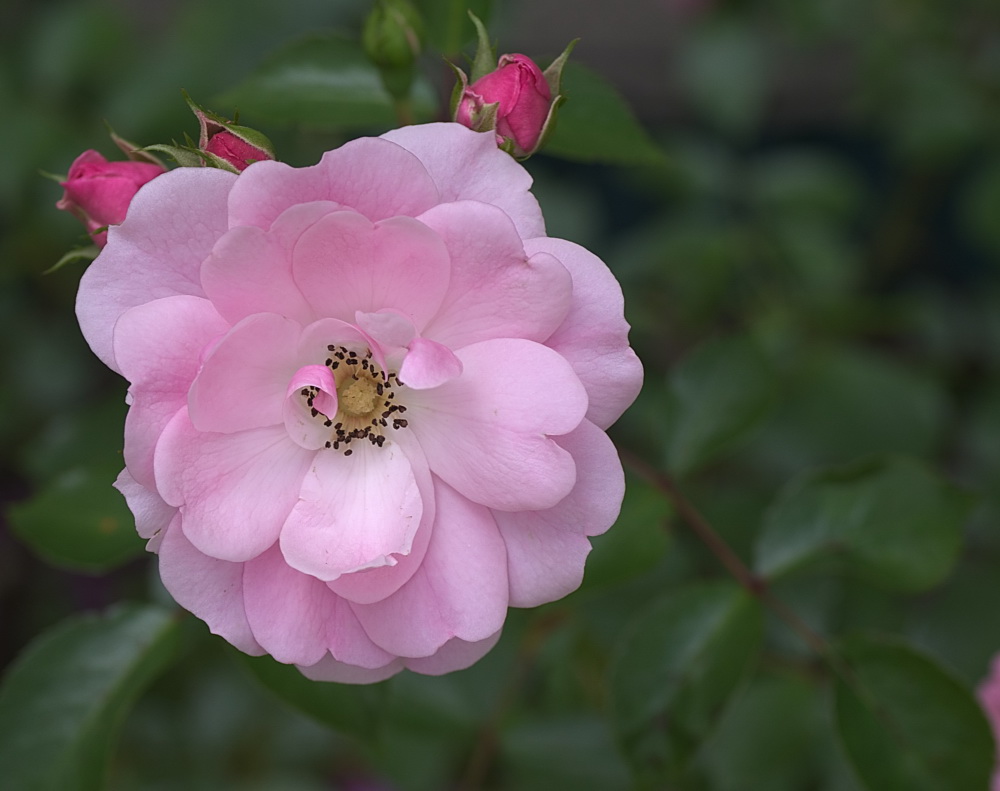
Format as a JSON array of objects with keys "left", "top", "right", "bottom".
[{"left": 76, "top": 123, "right": 642, "bottom": 683}]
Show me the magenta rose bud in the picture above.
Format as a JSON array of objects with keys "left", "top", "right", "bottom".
[
  {"left": 457, "top": 54, "right": 552, "bottom": 157},
  {"left": 204, "top": 130, "right": 274, "bottom": 172},
  {"left": 56, "top": 150, "right": 165, "bottom": 247}
]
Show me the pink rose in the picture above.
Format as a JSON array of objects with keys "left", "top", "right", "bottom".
[
  {"left": 457, "top": 54, "right": 553, "bottom": 156},
  {"left": 204, "top": 130, "right": 273, "bottom": 172},
  {"left": 56, "top": 150, "right": 166, "bottom": 247},
  {"left": 979, "top": 655, "right": 1000, "bottom": 790},
  {"left": 76, "top": 123, "right": 642, "bottom": 683}
]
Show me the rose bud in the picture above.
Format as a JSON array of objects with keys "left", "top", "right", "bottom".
[
  {"left": 204, "top": 128, "right": 274, "bottom": 172},
  {"left": 185, "top": 93, "right": 275, "bottom": 173},
  {"left": 452, "top": 14, "right": 576, "bottom": 159},
  {"left": 456, "top": 54, "right": 552, "bottom": 157},
  {"left": 56, "top": 150, "right": 165, "bottom": 247}
]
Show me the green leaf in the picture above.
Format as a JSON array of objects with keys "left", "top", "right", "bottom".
[
  {"left": 833, "top": 635, "right": 994, "bottom": 791},
  {"left": 414, "top": 0, "right": 491, "bottom": 55},
  {"left": 238, "top": 652, "right": 384, "bottom": 743},
  {"left": 755, "top": 456, "right": 968, "bottom": 592},
  {"left": 0, "top": 604, "right": 181, "bottom": 791},
  {"left": 216, "top": 32, "right": 433, "bottom": 131},
  {"left": 8, "top": 466, "right": 145, "bottom": 573},
  {"left": 501, "top": 717, "right": 631, "bottom": 791},
  {"left": 610, "top": 581, "right": 763, "bottom": 783},
  {"left": 662, "top": 335, "right": 777, "bottom": 476},
  {"left": 544, "top": 62, "right": 665, "bottom": 167}
]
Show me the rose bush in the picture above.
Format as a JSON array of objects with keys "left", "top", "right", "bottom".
[{"left": 76, "top": 122, "right": 642, "bottom": 682}]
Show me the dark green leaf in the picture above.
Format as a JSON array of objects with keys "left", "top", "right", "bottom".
[
  {"left": 544, "top": 62, "right": 665, "bottom": 167},
  {"left": 501, "top": 717, "right": 631, "bottom": 791},
  {"left": 216, "top": 33, "right": 434, "bottom": 131},
  {"left": 0, "top": 605, "right": 181, "bottom": 791},
  {"left": 238, "top": 652, "right": 384, "bottom": 743},
  {"left": 8, "top": 466, "right": 145, "bottom": 573},
  {"left": 610, "top": 581, "right": 763, "bottom": 783},
  {"left": 756, "top": 456, "right": 968, "bottom": 592},
  {"left": 833, "top": 635, "right": 994, "bottom": 791},
  {"left": 662, "top": 335, "right": 777, "bottom": 476}
]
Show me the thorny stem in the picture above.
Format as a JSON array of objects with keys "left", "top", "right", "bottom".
[{"left": 621, "top": 451, "right": 832, "bottom": 660}]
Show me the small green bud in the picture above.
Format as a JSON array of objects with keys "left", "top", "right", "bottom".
[{"left": 362, "top": 0, "right": 424, "bottom": 71}]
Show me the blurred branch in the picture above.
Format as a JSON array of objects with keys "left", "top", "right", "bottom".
[{"left": 621, "top": 451, "right": 832, "bottom": 660}]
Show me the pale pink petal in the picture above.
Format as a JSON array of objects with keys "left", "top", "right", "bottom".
[
  {"left": 398, "top": 337, "right": 463, "bottom": 390},
  {"left": 200, "top": 201, "right": 340, "bottom": 325},
  {"left": 417, "top": 201, "right": 571, "bottom": 347},
  {"left": 496, "top": 420, "right": 625, "bottom": 607},
  {"left": 299, "top": 654, "right": 403, "bottom": 684},
  {"left": 113, "top": 468, "right": 176, "bottom": 549},
  {"left": 157, "top": 515, "right": 263, "bottom": 655},
  {"left": 188, "top": 313, "right": 303, "bottom": 434},
  {"left": 381, "top": 124, "right": 545, "bottom": 238},
  {"left": 352, "top": 478, "right": 508, "bottom": 658},
  {"left": 526, "top": 237, "right": 643, "bottom": 429},
  {"left": 355, "top": 309, "right": 416, "bottom": 350},
  {"left": 292, "top": 212, "right": 450, "bottom": 330},
  {"left": 403, "top": 630, "right": 503, "bottom": 675},
  {"left": 325, "top": 432, "right": 436, "bottom": 604},
  {"left": 77, "top": 167, "right": 236, "bottom": 372},
  {"left": 283, "top": 365, "right": 339, "bottom": 450},
  {"left": 226, "top": 137, "right": 439, "bottom": 230},
  {"left": 279, "top": 441, "right": 422, "bottom": 581},
  {"left": 113, "top": 295, "right": 229, "bottom": 487},
  {"left": 154, "top": 411, "right": 314, "bottom": 561},
  {"left": 243, "top": 544, "right": 336, "bottom": 666},
  {"left": 406, "top": 339, "right": 587, "bottom": 511},
  {"left": 326, "top": 597, "right": 399, "bottom": 669}
]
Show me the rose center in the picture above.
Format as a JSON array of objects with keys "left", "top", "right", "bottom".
[{"left": 316, "top": 344, "right": 408, "bottom": 456}]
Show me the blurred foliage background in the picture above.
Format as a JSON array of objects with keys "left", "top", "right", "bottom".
[{"left": 3, "top": 0, "right": 1000, "bottom": 789}]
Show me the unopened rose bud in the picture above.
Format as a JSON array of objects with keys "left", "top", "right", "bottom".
[
  {"left": 185, "top": 93, "right": 275, "bottom": 173},
  {"left": 203, "top": 128, "right": 274, "bottom": 172},
  {"left": 452, "top": 16, "right": 576, "bottom": 160},
  {"left": 56, "top": 150, "right": 165, "bottom": 247},
  {"left": 456, "top": 54, "right": 552, "bottom": 157}
]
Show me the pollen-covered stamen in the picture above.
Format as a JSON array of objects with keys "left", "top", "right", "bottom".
[{"left": 319, "top": 345, "right": 408, "bottom": 454}]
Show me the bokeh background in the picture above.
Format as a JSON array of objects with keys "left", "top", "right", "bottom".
[{"left": 4, "top": 0, "right": 1000, "bottom": 788}]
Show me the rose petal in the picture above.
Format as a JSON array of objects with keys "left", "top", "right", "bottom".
[
  {"left": 398, "top": 337, "right": 463, "bottom": 390},
  {"left": 352, "top": 478, "right": 508, "bottom": 658},
  {"left": 77, "top": 167, "right": 236, "bottom": 372},
  {"left": 292, "top": 212, "right": 451, "bottom": 331},
  {"left": 417, "top": 201, "right": 572, "bottom": 348},
  {"left": 113, "top": 468, "right": 176, "bottom": 550},
  {"left": 112, "top": 295, "right": 229, "bottom": 487},
  {"left": 279, "top": 440, "right": 423, "bottom": 581},
  {"left": 201, "top": 201, "right": 341, "bottom": 325},
  {"left": 243, "top": 543, "right": 336, "bottom": 666},
  {"left": 495, "top": 419, "right": 625, "bottom": 607},
  {"left": 188, "top": 314, "right": 304, "bottom": 435},
  {"left": 403, "top": 630, "right": 503, "bottom": 676},
  {"left": 283, "top": 365, "right": 339, "bottom": 450},
  {"left": 324, "top": 431, "right": 436, "bottom": 604},
  {"left": 381, "top": 123, "right": 545, "bottom": 239},
  {"left": 158, "top": 516, "right": 263, "bottom": 655},
  {"left": 154, "top": 411, "right": 314, "bottom": 561},
  {"left": 526, "top": 237, "right": 643, "bottom": 429},
  {"left": 299, "top": 654, "right": 403, "bottom": 684},
  {"left": 406, "top": 338, "right": 587, "bottom": 511},
  {"left": 227, "top": 137, "right": 440, "bottom": 230}
]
